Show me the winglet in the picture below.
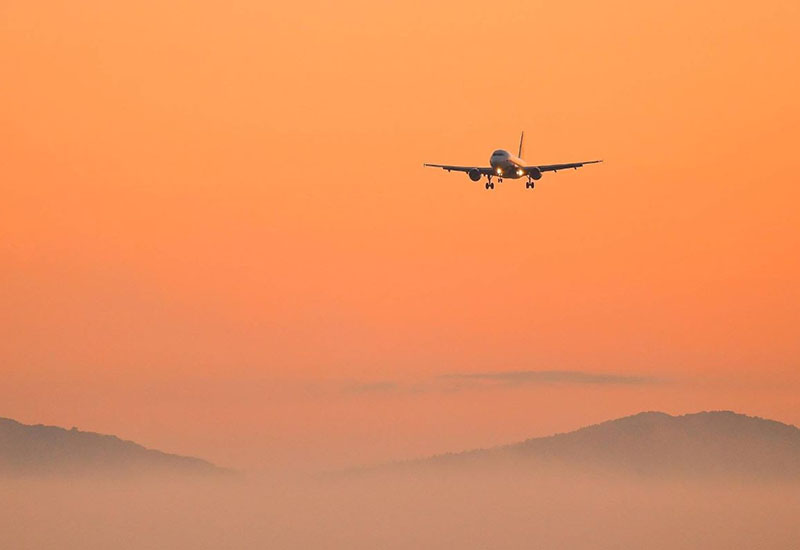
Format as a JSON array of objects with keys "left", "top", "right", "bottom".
[{"left": 518, "top": 131, "right": 525, "bottom": 158}]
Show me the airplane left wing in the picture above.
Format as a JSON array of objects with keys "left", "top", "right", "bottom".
[
  {"left": 531, "top": 160, "right": 603, "bottom": 173},
  {"left": 423, "top": 164, "right": 493, "bottom": 174}
]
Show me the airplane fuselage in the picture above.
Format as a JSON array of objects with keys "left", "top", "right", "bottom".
[{"left": 490, "top": 149, "right": 532, "bottom": 179}]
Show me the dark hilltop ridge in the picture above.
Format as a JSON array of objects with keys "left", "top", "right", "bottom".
[
  {"left": 377, "top": 411, "right": 800, "bottom": 480},
  {"left": 0, "top": 417, "right": 229, "bottom": 477}
]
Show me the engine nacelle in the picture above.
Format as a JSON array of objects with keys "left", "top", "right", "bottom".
[
  {"left": 528, "top": 167, "right": 542, "bottom": 180},
  {"left": 468, "top": 168, "right": 482, "bottom": 182}
]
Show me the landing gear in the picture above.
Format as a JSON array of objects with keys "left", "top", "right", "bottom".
[
  {"left": 526, "top": 178, "right": 535, "bottom": 189},
  {"left": 485, "top": 177, "right": 495, "bottom": 190}
]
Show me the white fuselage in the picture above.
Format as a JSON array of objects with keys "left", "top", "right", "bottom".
[{"left": 489, "top": 149, "right": 527, "bottom": 179}]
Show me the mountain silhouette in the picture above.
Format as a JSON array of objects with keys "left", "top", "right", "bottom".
[
  {"left": 0, "top": 417, "right": 228, "bottom": 476},
  {"left": 389, "top": 411, "right": 800, "bottom": 479}
]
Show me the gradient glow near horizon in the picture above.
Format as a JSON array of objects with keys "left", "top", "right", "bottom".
[{"left": 2, "top": 0, "right": 799, "bottom": 471}]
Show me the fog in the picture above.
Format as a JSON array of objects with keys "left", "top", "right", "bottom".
[{"left": 3, "top": 469, "right": 798, "bottom": 549}]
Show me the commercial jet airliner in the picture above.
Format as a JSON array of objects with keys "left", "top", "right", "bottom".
[{"left": 424, "top": 132, "right": 602, "bottom": 190}]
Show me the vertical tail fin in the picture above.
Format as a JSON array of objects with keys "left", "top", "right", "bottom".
[{"left": 518, "top": 131, "right": 525, "bottom": 158}]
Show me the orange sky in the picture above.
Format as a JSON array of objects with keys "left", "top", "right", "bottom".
[{"left": 2, "top": 0, "right": 799, "bottom": 471}]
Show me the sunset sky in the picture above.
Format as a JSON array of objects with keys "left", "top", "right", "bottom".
[{"left": 2, "top": 0, "right": 799, "bottom": 471}]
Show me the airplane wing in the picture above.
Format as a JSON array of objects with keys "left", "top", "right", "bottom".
[
  {"left": 531, "top": 160, "right": 603, "bottom": 173},
  {"left": 423, "top": 164, "right": 494, "bottom": 174}
]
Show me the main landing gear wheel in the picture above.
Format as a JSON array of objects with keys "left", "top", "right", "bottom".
[
  {"left": 485, "top": 180, "right": 495, "bottom": 190},
  {"left": 526, "top": 180, "right": 535, "bottom": 189}
]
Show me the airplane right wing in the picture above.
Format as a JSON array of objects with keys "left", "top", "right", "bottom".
[{"left": 423, "top": 164, "right": 493, "bottom": 174}]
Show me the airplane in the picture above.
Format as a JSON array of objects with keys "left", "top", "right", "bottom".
[{"left": 424, "top": 132, "right": 602, "bottom": 190}]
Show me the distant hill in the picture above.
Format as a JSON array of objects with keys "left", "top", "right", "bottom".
[
  {"left": 386, "top": 411, "right": 800, "bottom": 479},
  {"left": 0, "top": 417, "right": 228, "bottom": 476}
]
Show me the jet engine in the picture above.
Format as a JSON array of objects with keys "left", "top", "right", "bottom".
[
  {"left": 468, "top": 168, "right": 482, "bottom": 181},
  {"left": 528, "top": 167, "right": 542, "bottom": 180}
]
